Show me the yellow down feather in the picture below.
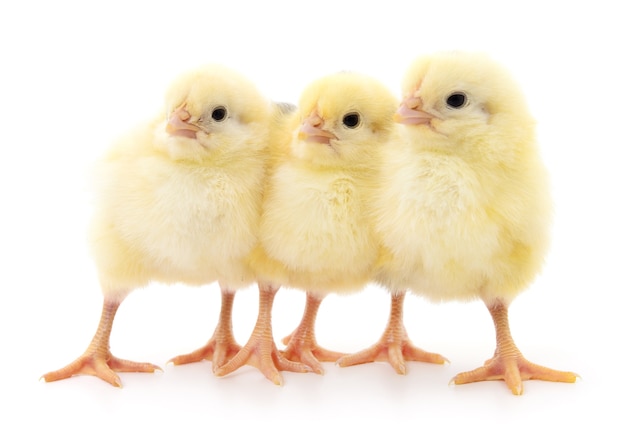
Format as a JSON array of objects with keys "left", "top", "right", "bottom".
[
  {"left": 374, "top": 51, "right": 551, "bottom": 305},
  {"left": 88, "top": 65, "right": 274, "bottom": 297},
  {"left": 250, "top": 72, "right": 398, "bottom": 295}
]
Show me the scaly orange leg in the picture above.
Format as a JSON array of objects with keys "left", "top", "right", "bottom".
[
  {"left": 337, "top": 291, "right": 447, "bottom": 374},
  {"left": 41, "top": 297, "right": 161, "bottom": 387},
  {"left": 451, "top": 300, "right": 579, "bottom": 395},
  {"left": 168, "top": 288, "right": 241, "bottom": 372},
  {"left": 214, "top": 283, "right": 311, "bottom": 385},
  {"left": 281, "top": 292, "right": 346, "bottom": 374}
]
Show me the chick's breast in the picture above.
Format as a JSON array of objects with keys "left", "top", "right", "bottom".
[
  {"left": 378, "top": 153, "right": 493, "bottom": 294},
  {"left": 89, "top": 123, "right": 264, "bottom": 291},
  {"left": 259, "top": 164, "right": 376, "bottom": 292},
  {"left": 376, "top": 130, "right": 550, "bottom": 303}
]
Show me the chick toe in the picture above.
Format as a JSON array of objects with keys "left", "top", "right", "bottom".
[
  {"left": 337, "top": 293, "right": 447, "bottom": 374},
  {"left": 214, "top": 285, "right": 310, "bottom": 385},
  {"left": 452, "top": 355, "right": 578, "bottom": 396},
  {"left": 42, "top": 299, "right": 160, "bottom": 387},
  {"left": 280, "top": 293, "right": 345, "bottom": 374},
  {"left": 452, "top": 301, "right": 578, "bottom": 395},
  {"left": 169, "top": 291, "right": 241, "bottom": 370}
]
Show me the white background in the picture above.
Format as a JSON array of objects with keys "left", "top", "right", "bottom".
[{"left": 1, "top": 1, "right": 623, "bottom": 431}]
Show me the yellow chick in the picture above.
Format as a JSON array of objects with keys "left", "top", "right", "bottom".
[
  {"left": 42, "top": 64, "right": 278, "bottom": 387},
  {"left": 354, "top": 51, "right": 577, "bottom": 394},
  {"left": 215, "top": 72, "right": 398, "bottom": 381}
]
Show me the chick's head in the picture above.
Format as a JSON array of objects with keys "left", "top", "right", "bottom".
[
  {"left": 396, "top": 51, "right": 535, "bottom": 156},
  {"left": 292, "top": 72, "right": 397, "bottom": 168},
  {"left": 160, "top": 64, "right": 272, "bottom": 161}
]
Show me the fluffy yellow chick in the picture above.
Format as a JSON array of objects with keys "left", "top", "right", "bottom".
[
  {"left": 42, "top": 64, "right": 281, "bottom": 387},
  {"left": 215, "top": 72, "right": 398, "bottom": 381},
  {"left": 351, "top": 51, "right": 577, "bottom": 394}
]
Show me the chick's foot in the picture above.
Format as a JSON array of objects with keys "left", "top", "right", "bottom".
[
  {"left": 281, "top": 292, "right": 345, "bottom": 374},
  {"left": 451, "top": 353, "right": 579, "bottom": 395},
  {"left": 42, "top": 352, "right": 160, "bottom": 387},
  {"left": 169, "top": 339, "right": 241, "bottom": 372},
  {"left": 336, "top": 292, "right": 447, "bottom": 374},
  {"left": 214, "top": 285, "right": 311, "bottom": 385},
  {"left": 451, "top": 301, "right": 578, "bottom": 395},
  {"left": 41, "top": 299, "right": 160, "bottom": 387},
  {"left": 169, "top": 290, "right": 241, "bottom": 371}
]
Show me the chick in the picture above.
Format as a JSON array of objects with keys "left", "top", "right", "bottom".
[
  {"left": 215, "top": 72, "right": 398, "bottom": 380},
  {"left": 359, "top": 51, "right": 577, "bottom": 394},
  {"left": 42, "top": 64, "right": 280, "bottom": 386}
]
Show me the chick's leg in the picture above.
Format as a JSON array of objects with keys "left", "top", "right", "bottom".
[
  {"left": 214, "top": 283, "right": 311, "bottom": 385},
  {"left": 337, "top": 291, "right": 447, "bottom": 374},
  {"left": 451, "top": 300, "right": 578, "bottom": 395},
  {"left": 41, "top": 297, "right": 160, "bottom": 387},
  {"left": 168, "top": 288, "right": 241, "bottom": 371},
  {"left": 280, "top": 292, "right": 346, "bottom": 374}
]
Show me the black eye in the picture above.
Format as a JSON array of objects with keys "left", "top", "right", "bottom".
[
  {"left": 342, "top": 113, "right": 360, "bottom": 128},
  {"left": 211, "top": 106, "right": 227, "bottom": 121},
  {"left": 446, "top": 92, "right": 467, "bottom": 108}
]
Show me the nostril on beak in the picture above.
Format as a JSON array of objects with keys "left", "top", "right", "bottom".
[
  {"left": 405, "top": 96, "right": 422, "bottom": 110},
  {"left": 173, "top": 105, "right": 191, "bottom": 122},
  {"left": 309, "top": 112, "right": 324, "bottom": 128}
]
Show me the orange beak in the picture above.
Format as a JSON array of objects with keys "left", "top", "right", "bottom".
[
  {"left": 298, "top": 112, "right": 337, "bottom": 145},
  {"left": 166, "top": 105, "right": 201, "bottom": 138}
]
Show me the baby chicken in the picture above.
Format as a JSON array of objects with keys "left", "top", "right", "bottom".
[
  {"left": 215, "top": 72, "right": 398, "bottom": 380},
  {"left": 42, "top": 64, "right": 281, "bottom": 387},
  {"left": 356, "top": 51, "right": 577, "bottom": 394}
]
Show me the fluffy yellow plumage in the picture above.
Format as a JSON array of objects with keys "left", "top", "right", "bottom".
[
  {"left": 377, "top": 52, "right": 551, "bottom": 303},
  {"left": 356, "top": 51, "right": 577, "bottom": 394},
  {"left": 42, "top": 64, "right": 277, "bottom": 386},
  {"left": 91, "top": 65, "right": 271, "bottom": 293},
  {"left": 216, "top": 72, "right": 399, "bottom": 378},
  {"left": 258, "top": 73, "right": 396, "bottom": 291},
  {"left": 41, "top": 53, "right": 577, "bottom": 393}
]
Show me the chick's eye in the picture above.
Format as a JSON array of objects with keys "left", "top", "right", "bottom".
[
  {"left": 211, "top": 106, "right": 227, "bottom": 121},
  {"left": 446, "top": 92, "right": 467, "bottom": 109},
  {"left": 342, "top": 113, "right": 360, "bottom": 128}
]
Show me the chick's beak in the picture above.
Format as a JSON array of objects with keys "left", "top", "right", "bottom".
[
  {"left": 166, "top": 105, "right": 201, "bottom": 138},
  {"left": 394, "top": 96, "right": 434, "bottom": 125},
  {"left": 298, "top": 113, "right": 337, "bottom": 145}
]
